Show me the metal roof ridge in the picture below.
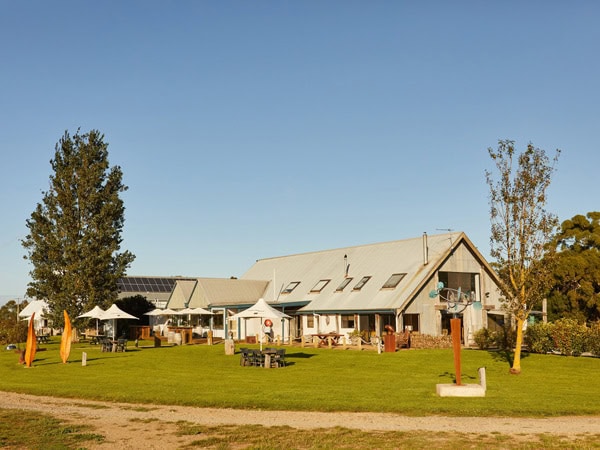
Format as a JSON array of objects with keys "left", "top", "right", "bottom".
[{"left": 253, "top": 232, "right": 465, "bottom": 262}]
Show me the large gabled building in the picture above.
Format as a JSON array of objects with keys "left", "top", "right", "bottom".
[{"left": 150, "top": 231, "right": 504, "bottom": 345}]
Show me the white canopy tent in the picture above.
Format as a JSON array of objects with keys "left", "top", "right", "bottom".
[
  {"left": 100, "top": 304, "right": 139, "bottom": 339},
  {"left": 231, "top": 298, "right": 291, "bottom": 350},
  {"left": 18, "top": 299, "right": 49, "bottom": 332},
  {"left": 77, "top": 305, "right": 105, "bottom": 335}
]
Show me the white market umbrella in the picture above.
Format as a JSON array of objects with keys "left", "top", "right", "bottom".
[
  {"left": 153, "top": 308, "right": 178, "bottom": 316},
  {"left": 189, "top": 307, "right": 214, "bottom": 315},
  {"left": 231, "top": 298, "right": 291, "bottom": 350},
  {"left": 77, "top": 305, "right": 106, "bottom": 335},
  {"left": 144, "top": 308, "right": 166, "bottom": 316},
  {"left": 100, "top": 304, "right": 139, "bottom": 339}
]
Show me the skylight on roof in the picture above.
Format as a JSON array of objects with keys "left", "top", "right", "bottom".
[
  {"left": 282, "top": 281, "right": 300, "bottom": 294},
  {"left": 335, "top": 277, "right": 353, "bottom": 292},
  {"left": 353, "top": 276, "right": 371, "bottom": 291},
  {"left": 382, "top": 273, "right": 407, "bottom": 289},
  {"left": 310, "top": 279, "right": 330, "bottom": 293}
]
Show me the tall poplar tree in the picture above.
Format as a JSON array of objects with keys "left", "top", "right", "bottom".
[
  {"left": 486, "top": 140, "right": 560, "bottom": 374},
  {"left": 22, "top": 129, "right": 135, "bottom": 326}
]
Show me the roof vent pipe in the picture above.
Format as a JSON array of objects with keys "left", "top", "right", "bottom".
[{"left": 423, "top": 232, "right": 429, "bottom": 266}]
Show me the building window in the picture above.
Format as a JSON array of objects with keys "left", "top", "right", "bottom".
[
  {"left": 438, "top": 272, "right": 476, "bottom": 298},
  {"left": 306, "top": 315, "right": 314, "bottom": 328},
  {"left": 402, "top": 313, "right": 419, "bottom": 332},
  {"left": 282, "top": 281, "right": 300, "bottom": 294},
  {"left": 310, "top": 279, "right": 330, "bottom": 293},
  {"left": 353, "top": 276, "right": 371, "bottom": 291},
  {"left": 341, "top": 314, "right": 355, "bottom": 328},
  {"left": 335, "top": 277, "right": 353, "bottom": 292},
  {"left": 381, "top": 273, "right": 406, "bottom": 289}
]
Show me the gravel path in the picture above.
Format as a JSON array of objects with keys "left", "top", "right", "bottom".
[{"left": 1, "top": 391, "right": 599, "bottom": 449}]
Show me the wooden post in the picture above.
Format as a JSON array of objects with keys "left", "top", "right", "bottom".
[
  {"left": 82, "top": 352, "right": 87, "bottom": 367},
  {"left": 207, "top": 330, "right": 213, "bottom": 346},
  {"left": 327, "top": 336, "right": 332, "bottom": 349},
  {"left": 450, "top": 318, "right": 462, "bottom": 385}
]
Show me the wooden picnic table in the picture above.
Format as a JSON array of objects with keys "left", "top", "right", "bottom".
[
  {"left": 311, "top": 333, "right": 343, "bottom": 347},
  {"left": 36, "top": 335, "right": 50, "bottom": 344}
]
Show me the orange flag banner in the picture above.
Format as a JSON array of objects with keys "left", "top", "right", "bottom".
[
  {"left": 24, "top": 312, "right": 37, "bottom": 367},
  {"left": 60, "top": 310, "right": 72, "bottom": 364}
]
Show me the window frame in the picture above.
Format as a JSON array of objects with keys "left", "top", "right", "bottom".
[
  {"left": 281, "top": 281, "right": 301, "bottom": 294},
  {"left": 310, "top": 279, "right": 331, "bottom": 293},
  {"left": 335, "top": 277, "right": 353, "bottom": 292},
  {"left": 381, "top": 273, "right": 407, "bottom": 289},
  {"left": 353, "top": 276, "right": 372, "bottom": 291}
]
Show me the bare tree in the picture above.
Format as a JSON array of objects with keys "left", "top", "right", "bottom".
[{"left": 486, "top": 140, "right": 560, "bottom": 374}]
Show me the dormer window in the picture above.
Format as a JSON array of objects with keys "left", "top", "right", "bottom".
[
  {"left": 353, "top": 276, "right": 371, "bottom": 291},
  {"left": 310, "top": 279, "right": 330, "bottom": 293},
  {"left": 382, "top": 273, "right": 406, "bottom": 289},
  {"left": 282, "top": 281, "right": 300, "bottom": 294}
]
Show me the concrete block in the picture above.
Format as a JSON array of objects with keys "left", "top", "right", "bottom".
[{"left": 436, "top": 383, "right": 486, "bottom": 397}]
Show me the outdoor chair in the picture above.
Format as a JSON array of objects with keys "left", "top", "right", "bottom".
[
  {"left": 251, "top": 349, "right": 264, "bottom": 367},
  {"left": 116, "top": 338, "right": 127, "bottom": 352},
  {"left": 239, "top": 348, "right": 251, "bottom": 366},
  {"left": 101, "top": 338, "right": 113, "bottom": 352},
  {"left": 273, "top": 348, "right": 286, "bottom": 367}
]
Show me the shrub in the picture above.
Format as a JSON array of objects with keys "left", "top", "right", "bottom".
[
  {"left": 586, "top": 322, "right": 600, "bottom": 356},
  {"left": 492, "top": 325, "right": 517, "bottom": 351},
  {"left": 525, "top": 322, "right": 554, "bottom": 354},
  {"left": 474, "top": 328, "right": 494, "bottom": 350},
  {"left": 551, "top": 318, "right": 588, "bottom": 356}
]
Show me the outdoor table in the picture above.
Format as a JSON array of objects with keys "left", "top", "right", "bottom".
[
  {"left": 262, "top": 348, "right": 278, "bottom": 368},
  {"left": 311, "top": 333, "right": 343, "bottom": 347},
  {"left": 36, "top": 335, "right": 50, "bottom": 344},
  {"left": 87, "top": 334, "right": 105, "bottom": 345}
]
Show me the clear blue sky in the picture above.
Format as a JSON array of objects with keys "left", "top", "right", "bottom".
[{"left": 1, "top": 1, "right": 598, "bottom": 303}]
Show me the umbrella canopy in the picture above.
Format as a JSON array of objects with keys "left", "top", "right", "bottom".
[
  {"left": 231, "top": 298, "right": 291, "bottom": 320},
  {"left": 231, "top": 298, "right": 291, "bottom": 350},
  {"left": 189, "top": 307, "right": 215, "bottom": 315},
  {"left": 144, "top": 308, "right": 167, "bottom": 316},
  {"left": 152, "top": 308, "right": 178, "bottom": 316},
  {"left": 77, "top": 305, "right": 105, "bottom": 335},
  {"left": 77, "top": 305, "right": 105, "bottom": 319},
  {"left": 101, "top": 304, "right": 139, "bottom": 339}
]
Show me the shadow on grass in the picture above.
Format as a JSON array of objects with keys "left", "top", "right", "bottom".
[
  {"left": 487, "top": 348, "right": 530, "bottom": 367},
  {"left": 286, "top": 352, "right": 317, "bottom": 359},
  {"left": 438, "top": 371, "right": 478, "bottom": 383}
]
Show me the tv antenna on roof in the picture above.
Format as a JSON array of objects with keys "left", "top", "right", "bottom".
[{"left": 436, "top": 228, "right": 454, "bottom": 232}]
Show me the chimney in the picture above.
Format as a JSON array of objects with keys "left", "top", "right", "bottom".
[{"left": 423, "top": 232, "right": 429, "bottom": 265}]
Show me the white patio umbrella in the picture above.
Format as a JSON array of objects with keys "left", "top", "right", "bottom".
[
  {"left": 100, "top": 304, "right": 139, "bottom": 339},
  {"left": 144, "top": 308, "right": 167, "bottom": 316},
  {"left": 189, "top": 307, "right": 214, "bottom": 315},
  {"left": 231, "top": 298, "right": 291, "bottom": 350},
  {"left": 77, "top": 305, "right": 106, "bottom": 335},
  {"left": 153, "top": 308, "right": 178, "bottom": 316}
]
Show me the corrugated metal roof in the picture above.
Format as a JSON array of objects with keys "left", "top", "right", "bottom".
[
  {"left": 240, "top": 232, "right": 473, "bottom": 312},
  {"left": 169, "top": 278, "right": 269, "bottom": 309}
]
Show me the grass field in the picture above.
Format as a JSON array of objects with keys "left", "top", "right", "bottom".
[{"left": 1, "top": 337, "right": 599, "bottom": 417}]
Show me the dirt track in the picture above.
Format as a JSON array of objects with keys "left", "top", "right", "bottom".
[{"left": 1, "top": 391, "right": 599, "bottom": 449}]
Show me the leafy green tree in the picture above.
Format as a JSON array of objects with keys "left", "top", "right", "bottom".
[
  {"left": 0, "top": 300, "right": 28, "bottom": 344},
  {"left": 485, "top": 140, "right": 560, "bottom": 374},
  {"left": 21, "top": 130, "right": 135, "bottom": 326},
  {"left": 547, "top": 212, "right": 600, "bottom": 322}
]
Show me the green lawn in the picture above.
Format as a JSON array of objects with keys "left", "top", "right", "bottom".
[{"left": 1, "top": 338, "right": 599, "bottom": 417}]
